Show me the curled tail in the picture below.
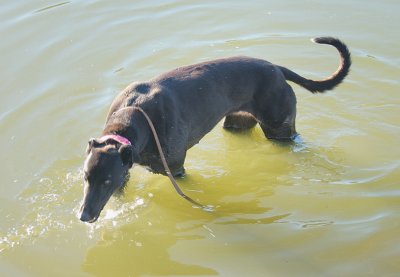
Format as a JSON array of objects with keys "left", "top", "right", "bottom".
[{"left": 278, "top": 37, "right": 351, "bottom": 93}]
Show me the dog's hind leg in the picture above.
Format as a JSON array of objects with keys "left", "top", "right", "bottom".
[
  {"left": 259, "top": 118, "right": 297, "bottom": 141},
  {"left": 223, "top": 112, "right": 258, "bottom": 130},
  {"left": 256, "top": 85, "right": 298, "bottom": 141}
]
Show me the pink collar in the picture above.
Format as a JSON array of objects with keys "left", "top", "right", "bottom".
[{"left": 98, "top": 134, "right": 131, "bottom": 145}]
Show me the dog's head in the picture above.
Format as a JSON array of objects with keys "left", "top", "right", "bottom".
[{"left": 79, "top": 136, "right": 134, "bottom": 223}]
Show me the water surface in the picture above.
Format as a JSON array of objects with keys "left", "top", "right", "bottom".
[{"left": 1, "top": 1, "right": 399, "bottom": 276}]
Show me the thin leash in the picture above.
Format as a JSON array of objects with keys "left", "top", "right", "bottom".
[{"left": 133, "top": 106, "right": 213, "bottom": 211}]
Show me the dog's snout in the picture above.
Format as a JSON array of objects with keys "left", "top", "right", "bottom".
[
  {"left": 79, "top": 202, "right": 98, "bottom": 223},
  {"left": 79, "top": 209, "right": 97, "bottom": 223},
  {"left": 79, "top": 211, "right": 90, "bottom": 222}
]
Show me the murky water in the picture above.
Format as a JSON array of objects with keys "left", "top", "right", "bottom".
[{"left": 1, "top": 1, "right": 399, "bottom": 276}]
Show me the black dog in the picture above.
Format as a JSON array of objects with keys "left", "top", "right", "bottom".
[{"left": 79, "top": 37, "right": 351, "bottom": 222}]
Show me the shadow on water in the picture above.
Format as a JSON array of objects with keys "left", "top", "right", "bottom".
[
  {"left": 81, "top": 212, "right": 219, "bottom": 276},
  {"left": 80, "top": 176, "right": 290, "bottom": 277},
  {"left": 80, "top": 129, "right": 297, "bottom": 276}
]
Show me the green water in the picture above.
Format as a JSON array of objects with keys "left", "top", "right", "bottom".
[{"left": 1, "top": 1, "right": 399, "bottom": 276}]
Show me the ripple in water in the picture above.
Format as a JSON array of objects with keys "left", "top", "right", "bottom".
[{"left": 0, "top": 165, "right": 148, "bottom": 253}]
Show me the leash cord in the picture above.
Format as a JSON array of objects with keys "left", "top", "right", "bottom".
[{"left": 133, "top": 106, "right": 210, "bottom": 210}]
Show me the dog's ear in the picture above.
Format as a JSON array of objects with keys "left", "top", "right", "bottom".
[
  {"left": 86, "top": 138, "right": 99, "bottom": 154},
  {"left": 118, "top": 144, "right": 134, "bottom": 168}
]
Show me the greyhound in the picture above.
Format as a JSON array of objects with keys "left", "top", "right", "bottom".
[{"left": 79, "top": 37, "right": 351, "bottom": 223}]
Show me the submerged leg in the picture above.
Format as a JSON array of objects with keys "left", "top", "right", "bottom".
[
  {"left": 258, "top": 101, "right": 297, "bottom": 141},
  {"left": 172, "top": 166, "right": 186, "bottom": 178},
  {"left": 260, "top": 122, "right": 297, "bottom": 141}
]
